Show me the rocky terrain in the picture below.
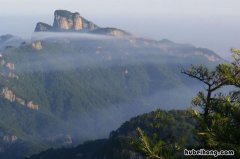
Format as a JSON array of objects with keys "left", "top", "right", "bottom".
[
  {"left": 35, "top": 10, "right": 130, "bottom": 37},
  {"left": 0, "top": 10, "right": 224, "bottom": 159}
]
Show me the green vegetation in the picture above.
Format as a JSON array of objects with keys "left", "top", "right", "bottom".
[
  {"left": 130, "top": 49, "right": 240, "bottom": 159},
  {"left": 132, "top": 49, "right": 240, "bottom": 159},
  {"left": 27, "top": 109, "right": 197, "bottom": 159},
  {"left": 0, "top": 36, "right": 223, "bottom": 158},
  {"left": 182, "top": 49, "right": 240, "bottom": 156}
]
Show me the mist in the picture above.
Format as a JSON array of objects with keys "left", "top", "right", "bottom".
[
  {"left": 12, "top": 33, "right": 129, "bottom": 73},
  {"left": 0, "top": 2, "right": 239, "bottom": 158},
  {"left": 1, "top": 32, "right": 208, "bottom": 144},
  {"left": 1, "top": 15, "right": 240, "bottom": 60},
  {"left": 31, "top": 32, "right": 114, "bottom": 41},
  {"left": 38, "top": 84, "right": 201, "bottom": 144},
  {"left": 7, "top": 31, "right": 218, "bottom": 75}
]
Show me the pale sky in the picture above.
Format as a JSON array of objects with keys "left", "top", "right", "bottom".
[
  {"left": 0, "top": 0, "right": 240, "bottom": 59},
  {"left": 0, "top": 0, "right": 239, "bottom": 16}
]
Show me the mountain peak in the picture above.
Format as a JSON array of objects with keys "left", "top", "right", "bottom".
[
  {"left": 35, "top": 10, "right": 99, "bottom": 32},
  {"left": 54, "top": 10, "right": 79, "bottom": 17},
  {"left": 34, "top": 10, "right": 131, "bottom": 37},
  {"left": 35, "top": 22, "right": 52, "bottom": 32}
]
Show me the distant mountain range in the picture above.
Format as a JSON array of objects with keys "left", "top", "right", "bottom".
[{"left": 0, "top": 10, "right": 223, "bottom": 159}]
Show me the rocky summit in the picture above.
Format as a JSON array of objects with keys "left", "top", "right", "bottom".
[
  {"left": 35, "top": 10, "right": 98, "bottom": 32},
  {"left": 34, "top": 10, "right": 130, "bottom": 37}
]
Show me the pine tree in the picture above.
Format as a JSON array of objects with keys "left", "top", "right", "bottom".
[{"left": 183, "top": 49, "right": 240, "bottom": 156}]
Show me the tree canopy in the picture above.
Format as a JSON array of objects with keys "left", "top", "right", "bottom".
[{"left": 182, "top": 49, "right": 240, "bottom": 156}]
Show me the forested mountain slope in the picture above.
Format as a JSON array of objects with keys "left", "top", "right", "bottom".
[
  {"left": 0, "top": 10, "right": 223, "bottom": 159},
  {"left": 28, "top": 109, "right": 197, "bottom": 159}
]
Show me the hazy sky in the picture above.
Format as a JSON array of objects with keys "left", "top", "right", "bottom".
[
  {"left": 0, "top": 0, "right": 240, "bottom": 16},
  {"left": 0, "top": 0, "right": 240, "bottom": 59}
]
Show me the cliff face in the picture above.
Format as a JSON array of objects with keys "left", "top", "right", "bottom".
[
  {"left": 34, "top": 10, "right": 131, "bottom": 37},
  {"left": 35, "top": 22, "right": 53, "bottom": 32},
  {"left": 32, "top": 41, "right": 43, "bottom": 50},
  {"left": 35, "top": 10, "right": 98, "bottom": 32},
  {"left": 1, "top": 87, "right": 15, "bottom": 102},
  {"left": 53, "top": 10, "right": 83, "bottom": 30},
  {"left": 1, "top": 87, "right": 39, "bottom": 110}
]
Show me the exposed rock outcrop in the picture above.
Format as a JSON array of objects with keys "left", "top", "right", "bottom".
[
  {"left": 2, "top": 135, "right": 18, "bottom": 143},
  {"left": 16, "top": 97, "right": 25, "bottom": 105},
  {"left": 1, "top": 87, "right": 15, "bottom": 102},
  {"left": 92, "top": 27, "right": 131, "bottom": 37},
  {"left": 1, "top": 87, "right": 39, "bottom": 110},
  {"left": 32, "top": 41, "right": 43, "bottom": 50},
  {"left": 5, "top": 62, "right": 15, "bottom": 70},
  {"left": 0, "top": 134, "right": 18, "bottom": 153},
  {"left": 8, "top": 72, "right": 19, "bottom": 79},
  {"left": 53, "top": 11, "right": 81, "bottom": 30},
  {"left": 26, "top": 101, "right": 39, "bottom": 110},
  {"left": 35, "top": 10, "right": 98, "bottom": 32},
  {"left": 194, "top": 51, "right": 220, "bottom": 62},
  {"left": 46, "top": 134, "right": 73, "bottom": 146},
  {"left": 34, "top": 10, "right": 131, "bottom": 37},
  {"left": 0, "top": 55, "right": 19, "bottom": 79},
  {"left": 35, "top": 22, "right": 53, "bottom": 32}
]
